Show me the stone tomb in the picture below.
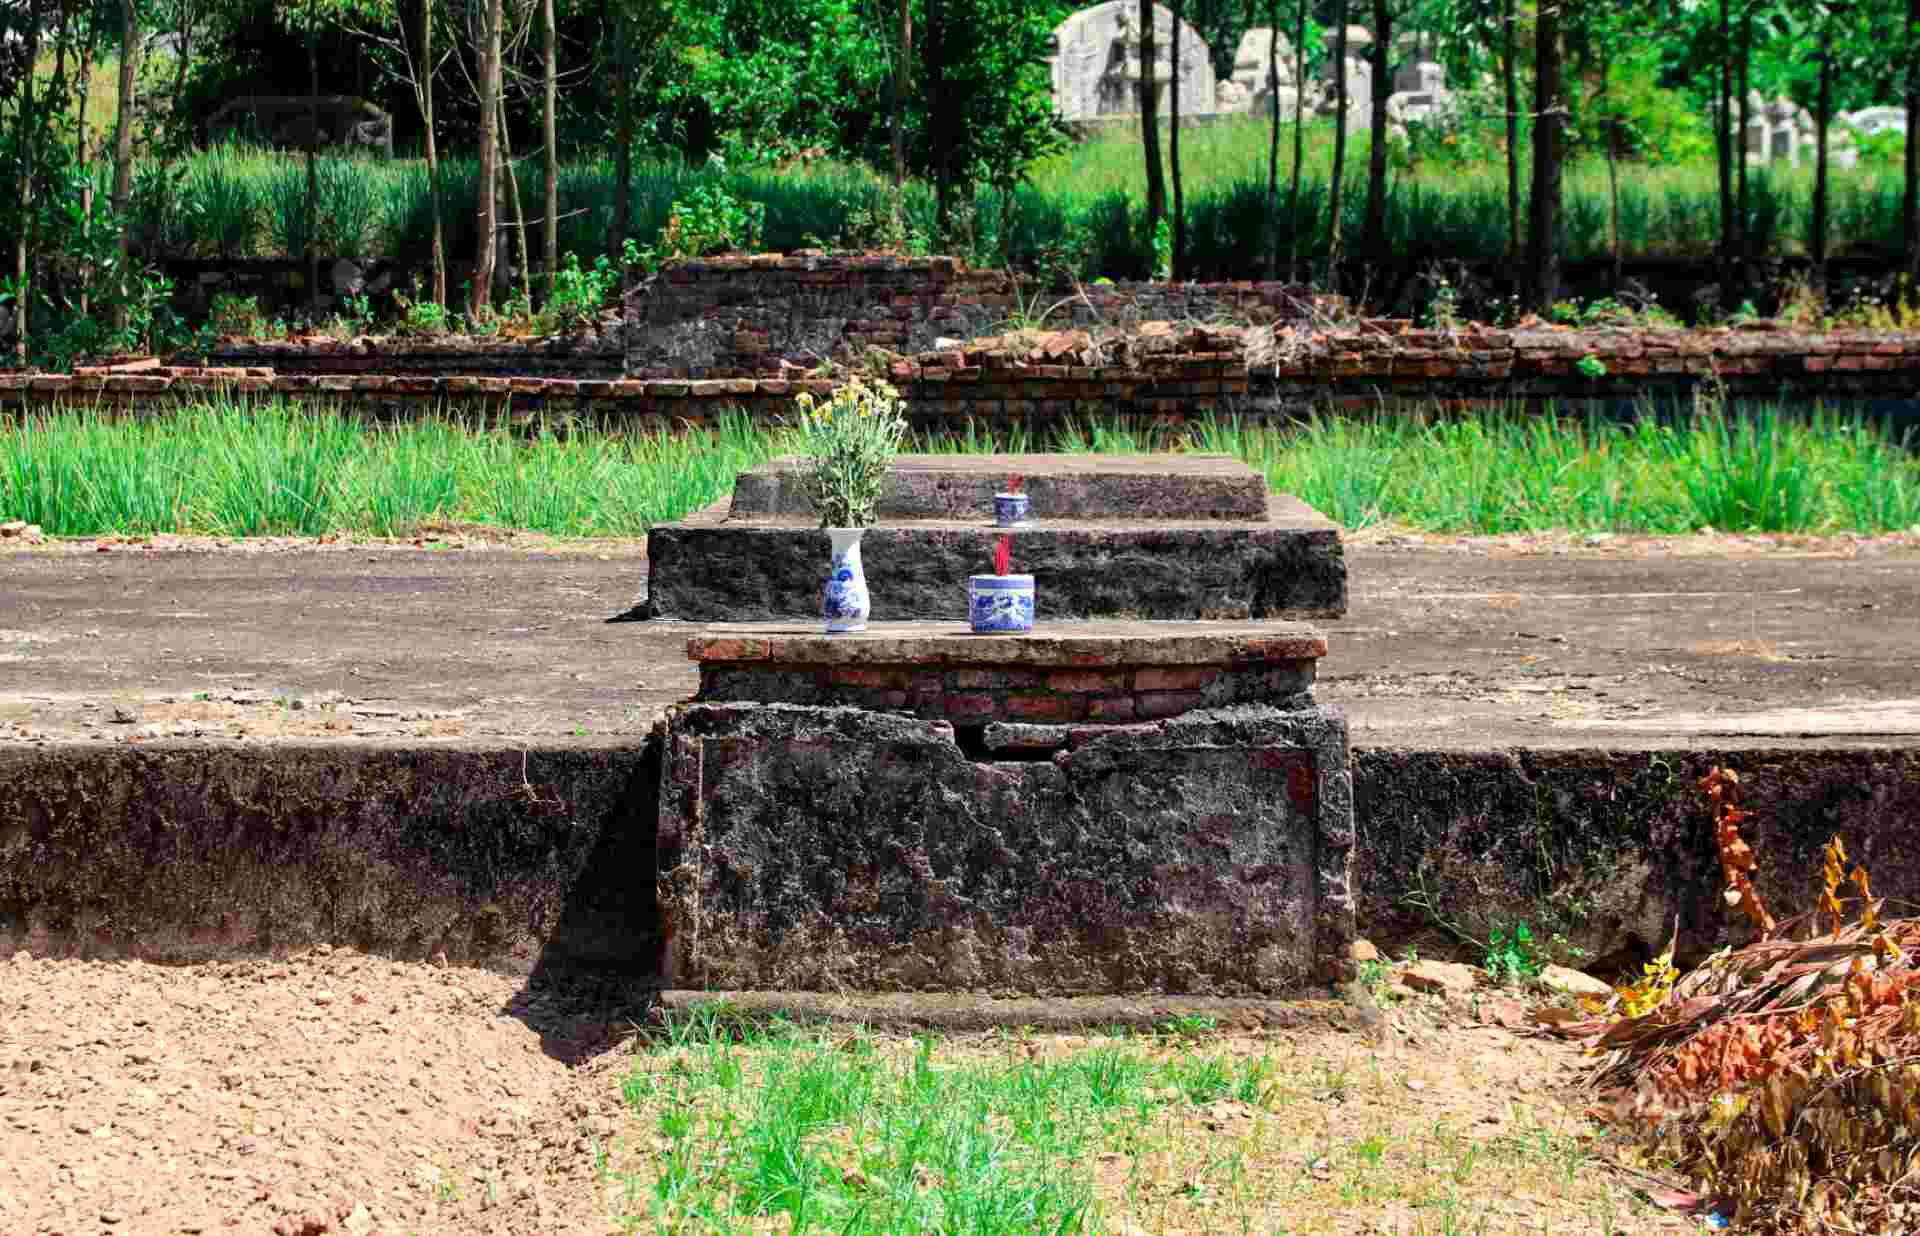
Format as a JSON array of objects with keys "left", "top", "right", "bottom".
[
  {"left": 638, "top": 453, "right": 1347, "bottom": 622},
  {"left": 658, "top": 622, "right": 1354, "bottom": 993},
  {"left": 1049, "top": 1, "right": 1217, "bottom": 121}
]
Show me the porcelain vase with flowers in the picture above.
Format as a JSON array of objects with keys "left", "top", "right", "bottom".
[{"left": 795, "top": 377, "right": 907, "bottom": 634}]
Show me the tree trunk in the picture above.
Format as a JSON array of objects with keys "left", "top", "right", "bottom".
[
  {"left": 1501, "top": 0, "right": 1518, "bottom": 262},
  {"left": 1812, "top": 24, "right": 1831, "bottom": 296},
  {"left": 168, "top": 5, "right": 193, "bottom": 122},
  {"left": 306, "top": 14, "right": 319, "bottom": 318},
  {"left": 110, "top": 0, "right": 140, "bottom": 335},
  {"left": 1905, "top": 0, "right": 1919, "bottom": 304},
  {"left": 15, "top": 1, "right": 40, "bottom": 365},
  {"left": 892, "top": 0, "right": 909, "bottom": 232},
  {"left": 1326, "top": 1, "right": 1349, "bottom": 289},
  {"left": 1139, "top": 0, "right": 1167, "bottom": 274},
  {"left": 1170, "top": 0, "right": 1184, "bottom": 280},
  {"left": 610, "top": 5, "right": 630, "bottom": 263},
  {"left": 499, "top": 96, "right": 531, "bottom": 309},
  {"left": 420, "top": 0, "right": 447, "bottom": 306},
  {"left": 541, "top": 0, "right": 557, "bottom": 300},
  {"left": 1360, "top": 0, "right": 1391, "bottom": 262},
  {"left": 1525, "top": 0, "right": 1562, "bottom": 309},
  {"left": 472, "top": 0, "right": 501, "bottom": 316},
  {"left": 925, "top": 0, "right": 953, "bottom": 240},
  {"left": 1264, "top": 0, "right": 1280, "bottom": 279},
  {"left": 1715, "top": 0, "right": 1732, "bottom": 313},
  {"left": 1286, "top": 0, "right": 1305, "bottom": 280},
  {"left": 1736, "top": 13, "right": 1751, "bottom": 281},
  {"left": 77, "top": 6, "right": 97, "bottom": 318}
]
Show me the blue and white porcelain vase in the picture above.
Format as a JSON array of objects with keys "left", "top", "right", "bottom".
[
  {"left": 968, "top": 574, "right": 1035, "bottom": 633},
  {"left": 823, "top": 528, "right": 871, "bottom": 634},
  {"left": 994, "top": 493, "right": 1032, "bottom": 527}
]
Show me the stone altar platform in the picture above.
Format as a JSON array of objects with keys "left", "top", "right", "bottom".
[
  {"left": 639, "top": 454, "right": 1348, "bottom": 623},
  {"left": 657, "top": 621, "right": 1354, "bottom": 995}
]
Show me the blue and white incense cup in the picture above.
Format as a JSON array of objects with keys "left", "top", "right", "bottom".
[
  {"left": 993, "top": 493, "right": 1032, "bottom": 528},
  {"left": 968, "top": 574, "right": 1035, "bottom": 633}
]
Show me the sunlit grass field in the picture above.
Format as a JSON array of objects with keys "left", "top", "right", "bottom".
[{"left": 5, "top": 398, "right": 1916, "bottom": 539}]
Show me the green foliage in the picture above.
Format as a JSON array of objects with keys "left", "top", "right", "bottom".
[
  {"left": 392, "top": 281, "right": 453, "bottom": 337},
  {"left": 793, "top": 376, "right": 909, "bottom": 528},
  {"left": 539, "top": 251, "right": 623, "bottom": 331},
  {"left": 1576, "top": 354, "right": 1608, "bottom": 379},
  {"left": 655, "top": 182, "right": 766, "bottom": 260},
  {"left": 1482, "top": 921, "right": 1547, "bottom": 985}
]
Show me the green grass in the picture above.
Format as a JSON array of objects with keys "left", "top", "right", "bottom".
[
  {"left": 108, "top": 115, "right": 1911, "bottom": 283},
  {"left": 4, "top": 397, "right": 1917, "bottom": 539},
  {"left": 609, "top": 1004, "right": 1662, "bottom": 1234},
  {"left": 0, "top": 400, "right": 784, "bottom": 538}
]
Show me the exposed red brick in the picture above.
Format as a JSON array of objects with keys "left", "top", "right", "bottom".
[
  {"left": 943, "top": 692, "right": 999, "bottom": 721},
  {"left": 1006, "top": 693, "right": 1074, "bottom": 723},
  {"left": 1132, "top": 667, "right": 1219, "bottom": 692}
]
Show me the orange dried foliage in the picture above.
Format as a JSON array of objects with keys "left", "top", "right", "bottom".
[
  {"left": 1702, "top": 767, "right": 1776, "bottom": 939},
  {"left": 1579, "top": 775, "right": 1920, "bottom": 1231}
]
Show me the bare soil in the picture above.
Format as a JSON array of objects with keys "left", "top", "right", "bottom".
[
  {"left": 3, "top": 948, "right": 1690, "bottom": 1235},
  {"left": 0, "top": 947, "right": 641, "bottom": 1236}
]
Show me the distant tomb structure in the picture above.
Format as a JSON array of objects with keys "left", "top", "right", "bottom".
[
  {"left": 206, "top": 96, "right": 394, "bottom": 158},
  {"left": 1217, "top": 28, "right": 1300, "bottom": 119},
  {"left": 1048, "top": 2, "right": 1217, "bottom": 122}
]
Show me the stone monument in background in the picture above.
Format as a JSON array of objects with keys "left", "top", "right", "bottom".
[{"left": 1049, "top": 1, "right": 1217, "bottom": 122}]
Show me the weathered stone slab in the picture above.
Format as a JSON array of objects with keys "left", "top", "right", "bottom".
[
  {"left": 639, "top": 495, "right": 1346, "bottom": 622},
  {"left": 656, "top": 701, "right": 1354, "bottom": 994},
  {"left": 728, "top": 453, "right": 1270, "bottom": 521}
]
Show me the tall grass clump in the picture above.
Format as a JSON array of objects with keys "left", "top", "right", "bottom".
[
  {"left": 128, "top": 122, "right": 1911, "bottom": 278},
  {"left": 1197, "top": 401, "right": 1920, "bottom": 535},
  {"left": 0, "top": 399, "right": 786, "bottom": 538}
]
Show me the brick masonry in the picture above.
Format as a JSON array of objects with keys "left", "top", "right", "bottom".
[
  {"left": 11, "top": 255, "right": 1920, "bottom": 425},
  {"left": 19, "top": 322, "right": 1920, "bottom": 430},
  {"left": 694, "top": 659, "right": 1318, "bottom": 725},
  {"left": 622, "top": 252, "right": 1332, "bottom": 379}
]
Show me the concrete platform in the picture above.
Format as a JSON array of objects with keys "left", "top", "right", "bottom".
[
  {"left": 729, "top": 453, "right": 1270, "bottom": 521},
  {"left": 640, "top": 493, "right": 1348, "bottom": 622},
  {"left": 4, "top": 531, "right": 1920, "bottom": 977}
]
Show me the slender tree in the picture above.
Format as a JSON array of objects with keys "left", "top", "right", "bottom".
[
  {"left": 109, "top": 0, "right": 140, "bottom": 333},
  {"left": 1139, "top": 0, "right": 1168, "bottom": 272},
  {"left": 1812, "top": 11, "right": 1833, "bottom": 294},
  {"left": 1170, "top": 0, "right": 1184, "bottom": 279},
  {"left": 892, "top": 0, "right": 909, "bottom": 229},
  {"left": 1715, "top": 0, "right": 1734, "bottom": 311},
  {"left": 1736, "top": 10, "right": 1751, "bottom": 277},
  {"left": 472, "top": 0, "right": 502, "bottom": 314},
  {"left": 609, "top": 2, "right": 630, "bottom": 262},
  {"left": 1501, "top": 0, "right": 1519, "bottom": 261},
  {"left": 305, "top": 0, "right": 320, "bottom": 316},
  {"left": 1326, "top": 2, "right": 1350, "bottom": 288},
  {"left": 76, "top": 2, "right": 97, "bottom": 317},
  {"left": 1264, "top": 0, "right": 1280, "bottom": 278},
  {"left": 1525, "top": 0, "right": 1563, "bottom": 308},
  {"left": 1359, "top": 0, "right": 1394, "bottom": 262},
  {"left": 541, "top": 0, "right": 556, "bottom": 299},
  {"left": 1286, "top": 0, "right": 1306, "bottom": 279},
  {"left": 1905, "top": 0, "right": 1919, "bottom": 303},
  {"left": 13, "top": 0, "right": 42, "bottom": 364}
]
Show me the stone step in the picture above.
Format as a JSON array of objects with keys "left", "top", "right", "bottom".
[
  {"left": 639, "top": 494, "right": 1347, "bottom": 623},
  {"left": 728, "top": 452, "right": 1270, "bottom": 522}
]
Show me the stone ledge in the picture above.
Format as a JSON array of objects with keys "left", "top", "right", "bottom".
[{"left": 686, "top": 621, "right": 1329, "bottom": 669}]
